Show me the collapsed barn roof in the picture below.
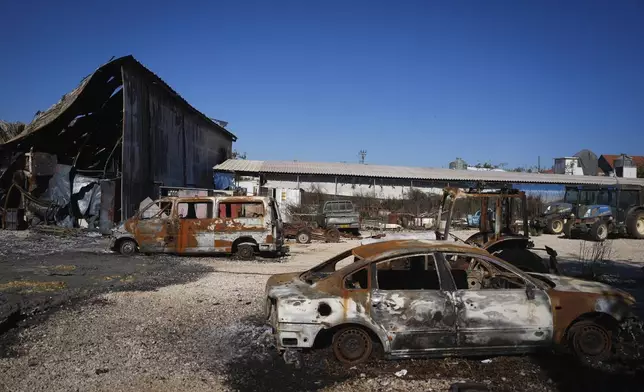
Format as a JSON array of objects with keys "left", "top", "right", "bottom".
[{"left": 1, "top": 55, "right": 236, "bottom": 153}]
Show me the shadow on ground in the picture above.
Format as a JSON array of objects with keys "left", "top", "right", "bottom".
[{"left": 0, "top": 250, "right": 214, "bottom": 357}]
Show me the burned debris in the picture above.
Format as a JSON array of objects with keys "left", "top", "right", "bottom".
[{"left": 0, "top": 56, "right": 236, "bottom": 233}]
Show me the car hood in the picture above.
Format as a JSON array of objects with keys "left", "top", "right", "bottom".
[
  {"left": 265, "top": 272, "right": 318, "bottom": 299},
  {"left": 531, "top": 273, "right": 635, "bottom": 303}
]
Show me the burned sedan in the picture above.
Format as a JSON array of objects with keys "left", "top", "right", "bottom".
[{"left": 265, "top": 240, "right": 635, "bottom": 365}]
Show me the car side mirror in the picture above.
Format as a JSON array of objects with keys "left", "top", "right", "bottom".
[{"left": 526, "top": 285, "right": 535, "bottom": 300}]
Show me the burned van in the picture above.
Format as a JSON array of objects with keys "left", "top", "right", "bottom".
[{"left": 110, "top": 196, "right": 287, "bottom": 259}]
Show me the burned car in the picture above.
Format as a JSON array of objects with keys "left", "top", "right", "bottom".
[
  {"left": 265, "top": 240, "right": 635, "bottom": 365},
  {"left": 110, "top": 195, "right": 287, "bottom": 259}
]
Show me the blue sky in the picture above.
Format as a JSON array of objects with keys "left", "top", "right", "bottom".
[{"left": 1, "top": 0, "right": 643, "bottom": 169}]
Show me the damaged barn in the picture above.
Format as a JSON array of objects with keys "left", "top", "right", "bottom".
[{"left": 0, "top": 55, "right": 236, "bottom": 232}]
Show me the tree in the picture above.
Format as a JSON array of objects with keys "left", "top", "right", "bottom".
[
  {"left": 638, "top": 165, "right": 644, "bottom": 178},
  {"left": 232, "top": 150, "right": 247, "bottom": 159}
]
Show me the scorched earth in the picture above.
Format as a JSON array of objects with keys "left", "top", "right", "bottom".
[{"left": 1, "top": 229, "right": 644, "bottom": 392}]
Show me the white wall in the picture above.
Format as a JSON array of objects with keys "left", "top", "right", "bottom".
[
  {"left": 554, "top": 158, "right": 583, "bottom": 175},
  {"left": 232, "top": 174, "right": 443, "bottom": 202}
]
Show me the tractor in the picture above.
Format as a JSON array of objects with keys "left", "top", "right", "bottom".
[
  {"left": 564, "top": 184, "right": 644, "bottom": 241},
  {"left": 435, "top": 186, "right": 560, "bottom": 275}
]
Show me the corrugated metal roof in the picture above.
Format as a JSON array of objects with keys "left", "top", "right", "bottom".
[
  {"left": 213, "top": 159, "right": 644, "bottom": 186},
  {"left": 214, "top": 159, "right": 264, "bottom": 172}
]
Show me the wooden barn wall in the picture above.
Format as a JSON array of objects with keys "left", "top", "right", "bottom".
[{"left": 121, "top": 65, "right": 233, "bottom": 220}]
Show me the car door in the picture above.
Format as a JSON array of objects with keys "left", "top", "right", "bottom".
[
  {"left": 176, "top": 199, "right": 215, "bottom": 253},
  {"left": 133, "top": 199, "right": 175, "bottom": 253},
  {"left": 369, "top": 253, "right": 457, "bottom": 356},
  {"left": 440, "top": 252, "right": 553, "bottom": 354}
]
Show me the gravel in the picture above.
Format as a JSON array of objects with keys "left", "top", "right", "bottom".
[{"left": 1, "top": 233, "right": 644, "bottom": 391}]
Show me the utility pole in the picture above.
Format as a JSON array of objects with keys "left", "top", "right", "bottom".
[
  {"left": 538, "top": 156, "right": 541, "bottom": 173},
  {"left": 359, "top": 150, "right": 367, "bottom": 164}
]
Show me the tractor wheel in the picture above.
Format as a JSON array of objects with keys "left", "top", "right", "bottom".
[
  {"left": 119, "top": 239, "right": 138, "bottom": 256},
  {"left": 325, "top": 228, "right": 341, "bottom": 243},
  {"left": 591, "top": 221, "right": 609, "bottom": 242},
  {"left": 495, "top": 248, "right": 549, "bottom": 273},
  {"left": 236, "top": 244, "right": 256, "bottom": 260},
  {"left": 627, "top": 211, "right": 644, "bottom": 239},
  {"left": 563, "top": 221, "right": 575, "bottom": 239},
  {"left": 332, "top": 327, "right": 373, "bottom": 365},
  {"left": 548, "top": 219, "right": 564, "bottom": 235},
  {"left": 568, "top": 320, "right": 612, "bottom": 363},
  {"left": 296, "top": 230, "right": 311, "bottom": 244}
]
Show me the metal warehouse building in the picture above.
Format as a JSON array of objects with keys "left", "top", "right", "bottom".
[{"left": 214, "top": 159, "right": 644, "bottom": 202}]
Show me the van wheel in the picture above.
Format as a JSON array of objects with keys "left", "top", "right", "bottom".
[
  {"left": 548, "top": 219, "right": 564, "bottom": 235},
  {"left": 591, "top": 221, "right": 608, "bottom": 242},
  {"left": 236, "top": 244, "right": 255, "bottom": 260},
  {"left": 296, "top": 230, "right": 311, "bottom": 244},
  {"left": 119, "top": 239, "right": 138, "bottom": 256},
  {"left": 627, "top": 211, "right": 644, "bottom": 239},
  {"left": 332, "top": 327, "right": 373, "bottom": 364},
  {"left": 568, "top": 320, "right": 612, "bottom": 363}
]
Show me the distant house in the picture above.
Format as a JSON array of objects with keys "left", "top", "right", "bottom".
[
  {"left": 554, "top": 157, "right": 584, "bottom": 175},
  {"left": 598, "top": 155, "right": 644, "bottom": 178}
]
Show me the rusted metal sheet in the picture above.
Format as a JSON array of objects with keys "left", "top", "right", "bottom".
[{"left": 265, "top": 239, "right": 636, "bottom": 365}]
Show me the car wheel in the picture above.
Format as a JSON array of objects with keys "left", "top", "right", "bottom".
[
  {"left": 568, "top": 320, "right": 612, "bottom": 363},
  {"left": 296, "top": 230, "right": 311, "bottom": 244},
  {"left": 591, "top": 221, "right": 608, "bottom": 242},
  {"left": 549, "top": 219, "right": 564, "bottom": 235},
  {"left": 236, "top": 244, "right": 255, "bottom": 260},
  {"left": 119, "top": 239, "right": 137, "bottom": 256},
  {"left": 627, "top": 211, "right": 644, "bottom": 239},
  {"left": 325, "top": 228, "right": 341, "bottom": 243},
  {"left": 332, "top": 327, "right": 373, "bottom": 364}
]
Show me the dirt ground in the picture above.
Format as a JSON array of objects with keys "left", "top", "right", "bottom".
[{"left": 1, "top": 229, "right": 644, "bottom": 392}]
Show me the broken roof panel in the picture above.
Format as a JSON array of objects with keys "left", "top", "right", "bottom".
[{"left": 1, "top": 55, "right": 236, "bottom": 150}]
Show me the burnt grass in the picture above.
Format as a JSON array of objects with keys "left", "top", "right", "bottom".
[{"left": 0, "top": 238, "right": 214, "bottom": 357}]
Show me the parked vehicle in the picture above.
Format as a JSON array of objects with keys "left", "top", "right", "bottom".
[
  {"left": 265, "top": 240, "right": 635, "bottom": 365},
  {"left": 316, "top": 200, "right": 360, "bottom": 233},
  {"left": 531, "top": 185, "right": 601, "bottom": 235},
  {"left": 564, "top": 185, "right": 644, "bottom": 241},
  {"left": 436, "top": 186, "right": 559, "bottom": 274},
  {"left": 110, "top": 195, "right": 288, "bottom": 259},
  {"left": 531, "top": 202, "right": 572, "bottom": 235}
]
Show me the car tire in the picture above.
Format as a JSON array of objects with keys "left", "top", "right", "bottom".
[
  {"left": 325, "top": 228, "right": 341, "bottom": 243},
  {"left": 548, "top": 219, "right": 564, "bottom": 235},
  {"left": 332, "top": 327, "right": 373, "bottom": 365},
  {"left": 119, "top": 239, "right": 138, "bottom": 256},
  {"left": 568, "top": 320, "right": 612, "bottom": 363},
  {"left": 627, "top": 211, "right": 644, "bottom": 239},
  {"left": 296, "top": 230, "right": 311, "bottom": 244},
  {"left": 591, "top": 221, "right": 608, "bottom": 242},
  {"left": 236, "top": 244, "right": 255, "bottom": 260}
]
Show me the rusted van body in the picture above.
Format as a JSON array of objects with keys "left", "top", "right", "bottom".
[{"left": 110, "top": 195, "right": 287, "bottom": 259}]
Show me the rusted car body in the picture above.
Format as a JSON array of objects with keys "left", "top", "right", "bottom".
[
  {"left": 265, "top": 240, "right": 635, "bottom": 365},
  {"left": 110, "top": 195, "right": 287, "bottom": 259}
]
